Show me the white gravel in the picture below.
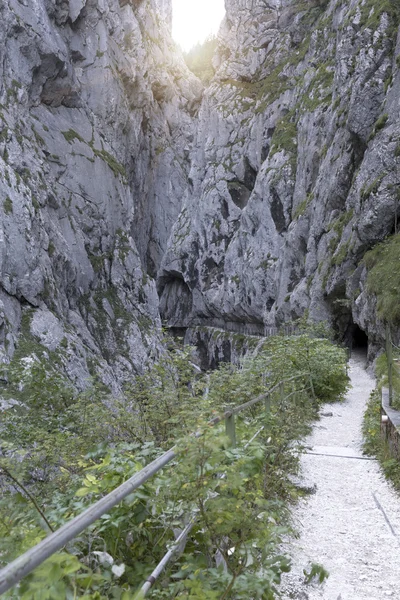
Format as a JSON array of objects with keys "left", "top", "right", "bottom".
[{"left": 279, "top": 351, "right": 400, "bottom": 600}]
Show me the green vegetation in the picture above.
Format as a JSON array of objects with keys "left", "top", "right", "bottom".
[
  {"left": 78, "top": 286, "right": 138, "bottom": 360},
  {"left": 301, "top": 63, "right": 334, "bottom": 112},
  {"left": 62, "top": 129, "right": 86, "bottom": 144},
  {"left": 0, "top": 332, "right": 348, "bottom": 598},
  {"left": 321, "top": 210, "right": 355, "bottom": 273},
  {"left": 360, "top": 173, "right": 385, "bottom": 202},
  {"left": 358, "top": 0, "right": 400, "bottom": 36},
  {"left": 216, "top": 0, "right": 335, "bottom": 118},
  {"left": 292, "top": 198, "right": 308, "bottom": 220},
  {"left": 328, "top": 209, "right": 354, "bottom": 237},
  {"left": 270, "top": 112, "right": 298, "bottom": 160},
  {"left": 219, "top": 32, "right": 311, "bottom": 115},
  {"left": 92, "top": 147, "right": 127, "bottom": 180},
  {"left": 221, "top": 0, "right": 396, "bottom": 123},
  {"left": 116, "top": 228, "right": 131, "bottom": 261},
  {"left": 384, "top": 74, "right": 393, "bottom": 93},
  {"left": 292, "top": 193, "right": 314, "bottom": 220},
  {"left": 247, "top": 65, "right": 291, "bottom": 112},
  {"left": 374, "top": 350, "right": 400, "bottom": 410},
  {"left": 184, "top": 35, "right": 218, "bottom": 84},
  {"left": 364, "top": 339, "right": 400, "bottom": 486},
  {"left": 61, "top": 128, "right": 127, "bottom": 181},
  {"left": 369, "top": 114, "right": 389, "bottom": 140},
  {"left": 364, "top": 233, "right": 400, "bottom": 323},
  {"left": 31, "top": 125, "right": 45, "bottom": 147},
  {"left": 0, "top": 125, "right": 9, "bottom": 144},
  {"left": 4, "top": 165, "right": 11, "bottom": 185},
  {"left": 3, "top": 195, "right": 13, "bottom": 215},
  {"left": 6, "top": 79, "right": 22, "bottom": 104},
  {"left": 331, "top": 239, "right": 351, "bottom": 267},
  {"left": 363, "top": 388, "right": 400, "bottom": 491},
  {"left": 88, "top": 251, "right": 109, "bottom": 273},
  {"left": 48, "top": 241, "right": 56, "bottom": 257}
]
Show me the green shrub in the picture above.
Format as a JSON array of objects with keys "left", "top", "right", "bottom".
[
  {"left": 363, "top": 389, "right": 400, "bottom": 492},
  {"left": 369, "top": 114, "right": 388, "bottom": 140},
  {"left": 3, "top": 195, "right": 13, "bottom": 215},
  {"left": 0, "top": 332, "right": 348, "bottom": 598},
  {"left": 364, "top": 233, "right": 400, "bottom": 323},
  {"left": 270, "top": 112, "right": 298, "bottom": 160},
  {"left": 374, "top": 350, "right": 400, "bottom": 410},
  {"left": 360, "top": 173, "right": 384, "bottom": 201},
  {"left": 61, "top": 129, "right": 85, "bottom": 144}
]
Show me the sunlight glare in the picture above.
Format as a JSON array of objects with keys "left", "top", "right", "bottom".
[{"left": 172, "top": 0, "right": 225, "bottom": 52}]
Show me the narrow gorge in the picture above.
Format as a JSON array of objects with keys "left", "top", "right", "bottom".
[
  {"left": 2, "top": 2, "right": 400, "bottom": 596},
  {"left": 1, "top": 0, "right": 400, "bottom": 382}
]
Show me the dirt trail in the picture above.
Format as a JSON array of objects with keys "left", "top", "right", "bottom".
[{"left": 280, "top": 351, "right": 400, "bottom": 599}]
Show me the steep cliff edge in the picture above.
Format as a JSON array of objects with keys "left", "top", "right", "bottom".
[
  {"left": 0, "top": 0, "right": 201, "bottom": 389},
  {"left": 159, "top": 0, "right": 400, "bottom": 353}
]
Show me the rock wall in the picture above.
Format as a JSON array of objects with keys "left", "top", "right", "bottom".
[
  {"left": 0, "top": 0, "right": 201, "bottom": 389},
  {"left": 2, "top": 0, "right": 400, "bottom": 388},
  {"left": 184, "top": 324, "right": 296, "bottom": 370},
  {"left": 159, "top": 0, "right": 400, "bottom": 355}
]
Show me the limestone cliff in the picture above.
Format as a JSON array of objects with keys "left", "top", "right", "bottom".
[
  {"left": 2, "top": 0, "right": 400, "bottom": 388},
  {"left": 0, "top": 0, "right": 200, "bottom": 389},
  {"left": 159, "top": 0, "right": 400, "bottom": 355}
]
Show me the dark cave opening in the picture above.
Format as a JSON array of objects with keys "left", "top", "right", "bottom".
[
  {"left": 390, "top": 218, "right": 400, "bottom": 237},
  {"left": 350, "top": 324, "right": 368, "bottom": 352}
]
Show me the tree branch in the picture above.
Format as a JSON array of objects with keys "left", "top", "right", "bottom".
[{"left": 0, "top": 465, "right": 54, "bottom": 532}]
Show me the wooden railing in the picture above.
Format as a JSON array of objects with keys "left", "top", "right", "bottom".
[
  {"left": 385, "top": 323, "right": 400, "bottom": 406},
  {"left": 0, "top": 373, "right": 311, "bottom": 596}
]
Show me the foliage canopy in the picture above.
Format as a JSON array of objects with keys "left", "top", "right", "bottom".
[
  {"left": 364, "top": 233, "right": 400, "bottom": 324},
  {"left": 0, "top": 331, "right": 348, "bottom": 598}
]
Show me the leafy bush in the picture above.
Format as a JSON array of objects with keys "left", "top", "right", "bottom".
[
  {"left": 373, "top": 350, "right": 400, "bottom": 410},
  {"left": 364, "top": 233, "right": 400, "bottom": 324},
  {"left": 363, "top": 388, "right": 400, "bottom": 492},
  {"left": 0, "top": 332, "right": 348, "bottom": 598}
]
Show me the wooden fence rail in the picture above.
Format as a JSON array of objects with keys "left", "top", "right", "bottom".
[
  {"left": 0, "top": 373, "right": 308, "bottom": 596},
  {"left": 385, "top": 323, "right": 400, "bottom": 407},
  {"left": 386, "top": 323, "right": 394, "bottom": 405}
]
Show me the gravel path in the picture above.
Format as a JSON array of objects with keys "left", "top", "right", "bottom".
[{"left": 279, "top": 351, "right": 400, "bottom": 599}]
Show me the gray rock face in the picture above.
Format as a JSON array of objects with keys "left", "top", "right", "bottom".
[
  {"left": 0, "top": 0, "right": 201, "bottom": 389},
  {"left": 2, "top": 0, "right": 399, "bottom": 388},
  {"left": 159, "top": 0, "right": 400, "bottom": 352}
]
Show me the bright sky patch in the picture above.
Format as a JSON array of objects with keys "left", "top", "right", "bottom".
[{"left": 172, "top": 0, "right": 225, "bottom": 52}]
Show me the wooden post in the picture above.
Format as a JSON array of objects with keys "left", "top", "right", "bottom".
[
  {"left": 264, "top": 393, "right": 271, "bottom": 416},
  {"left": 386, "top": 322, "right": 393, "bottom": 406},
  {"left": 225, "top": 410, "right": 237, "bottom": 447},
  {"left": 309, "top": 373, "right": 317, "bottom": 404},
  {"left": 279, "top": 382, "right": 285, "bottom": 406}
]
